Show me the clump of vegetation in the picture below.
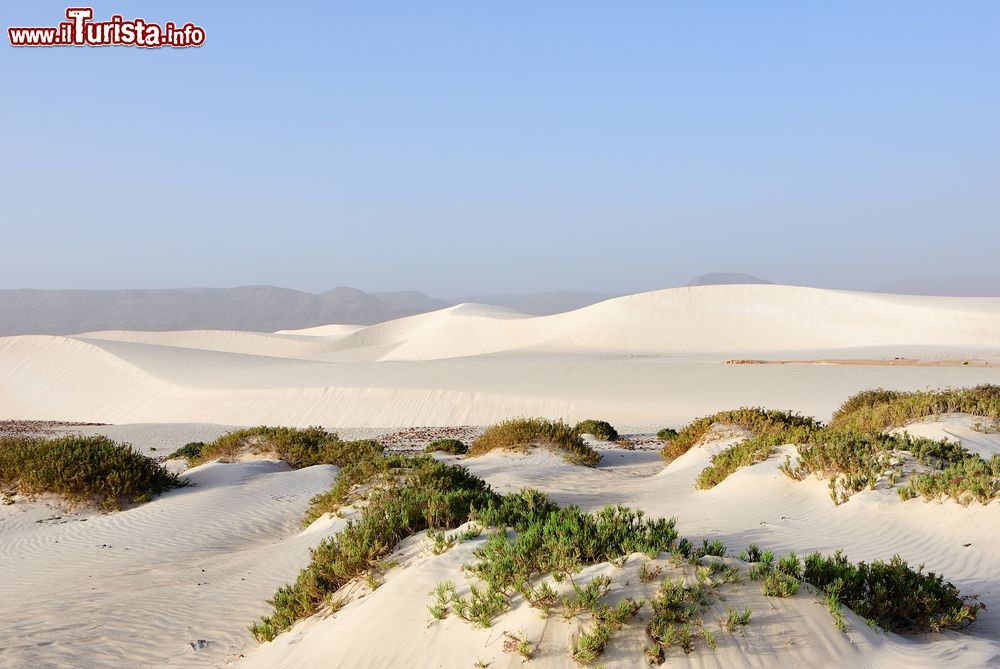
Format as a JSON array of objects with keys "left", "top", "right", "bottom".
[
  {"left": 696, "top": 432, "right": 805, "bottom": 490},
  {"left": 898, "top": 453, "right": 1000, "bottom": 506},
  {"left": 722, "top": 606, "right": 752, "bottom": 632},
  {"left": 802, "top": 551, "right": 984, "bottom": 631},
  {"left": 831, "top": 386, "right": 1000, "bottom": 433},
  {"left": 662, "top": 408, "right": 820, "bottom": 461},
  {"left": 469, "top": 418, "right": 602, "bottom": 466},
  {"left": 574, "top": 419, "right": 619, "bottom": 442},
  {"left": 190, "top": 426, "right": 355, "bottom": 468},
  {"left": 424, "top": 438, "right": 468, "bottom": 455},
  {"left": 249, "top": 455, "right": 498, "bottom": 642},
  {"left": 434, "top": 490, "right": 682, "bottom": 663},
  {"left": 781, "top": 429, "right": 997, "bottom": 506},
  {"left": 744, "top": 546, "right": 984, "bottom": 632},
  {"left": 656, "top": 427, "right": 679, "bottom": 442},
  {"left": 645, "top": 579, "right": 717, "bottom": 662},
  {"left": 166, "top": 441, "right": 205, "bottom": 462},
  {"left": 0, "top": 435, "right": 184, "bottom": 509},
  {"left": 571, "top": 597, "right": 643, "bottom": 664}
]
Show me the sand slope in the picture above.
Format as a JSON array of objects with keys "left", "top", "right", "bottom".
[
  {"left": 0, "top": 460, "right": 339, "bottom": 668},
  {"left": 1, "top": 285, "right": 1000, "bottom": 427}
]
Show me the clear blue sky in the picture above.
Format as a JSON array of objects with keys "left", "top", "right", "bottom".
[{"left": 2, "top": 1, "right": 998, "bottom": 296}]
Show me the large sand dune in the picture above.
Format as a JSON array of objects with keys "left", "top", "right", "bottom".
[{"left": 2, "top": 285, "right": 1000, "bottom": 427}]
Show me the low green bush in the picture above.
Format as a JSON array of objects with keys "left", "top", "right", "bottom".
[
  {"left": 899, "top": 454, "right": 1000, "bottom": 505},
  {"left": 250, "top": 456, "right": 498, "bottom": 642},
  {"left": 0, "top": 435, "right": 184, "bottom": 509},
  {"left": 190, "top": 426, "right": 344, "bottom": 467},
  {"left": 831, "top": 386, "right": 1000, "bottom": 433},
  {"left": 656, "top": 427, "right": 679, "bottom": 442},
  {"left": 802, "top": 551, "right": 984, "bottom": 631},
  {"left": 470, "top": 418, "right": 601, "bottom": 466},
  {"left": 662, "top": 408, "right": 820, "bottom": 461},
  {"left": 424, "top": 438, "right": 468, "bottom": 455},
  {"left": 574, "top": 419, "right": 619, "bottom": 442},
  {"left": 166, "top": 441, "right": 205, "bottom": 461}
]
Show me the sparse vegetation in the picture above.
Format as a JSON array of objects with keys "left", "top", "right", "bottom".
[
  {"left": 574, "top": 419, "right": 619, "bottom": 442},
  {"left": 831, "top": 386, "right": 1000, "bottom": 433},
  {"left": 249, "top": 455, "right": 498, "bottom": 642},
  {"left": 662, "top": 408, "right": 820, "bottom": 460},
  {"left": 645, "top": 579, "right": 716, "bottom": 661},
  {"left": 0, "top": 435, "right": 184, "bottom": 509},
  {"left": 166, "top": 441, "right": 205, "bottom": 462},
  {"left": 693, "top": 387, "right": 1000, "bottom": 505},
  {"left": 722, "top": 606, "right": 752, "bottom": 632},
  {"left": 899, "top": 454, "right": 1000, "bottom": 505},
  {"left": 425, "top": 438, "right": 469, "bottom": 455},
  {"left": 469, "top": 418, "right": 602, "bottom": 466},
  {"left": 190, "top": 426, "right": 345, "bottom": 467}
]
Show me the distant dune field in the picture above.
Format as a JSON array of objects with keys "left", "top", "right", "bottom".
[{"left": 1, "top": 285, "right": 999, "bottom": 427}]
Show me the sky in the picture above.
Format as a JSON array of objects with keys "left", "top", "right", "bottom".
[{"left": 2, "top": 1, "right": 998, "bottom": 297}]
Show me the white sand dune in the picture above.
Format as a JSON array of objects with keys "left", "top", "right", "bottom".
[
  {"left": 1, "top": 285, "right": 999, "bottom": 427},
  {"left": 0, "top": 458, "right": 339, "bottom": 668},
  {"left": 237, "top": 420, "right": 1000, "bottom": 668}
]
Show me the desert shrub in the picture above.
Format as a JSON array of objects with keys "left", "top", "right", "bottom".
[
  {"left": 696, "top": 433, "right": 792, "bottom": 489},
  {"left": 801, "top": 550, "right": 984, "bottom": 631},
  {"left": 0, "top": 435, "right": 184, "bottom": 509},
  {"left": 167, "top": 441, "right": 205, "bottom": 461},
  {"left": 900, "top": 454, "right": 1000, "bottom": 506},
  {"left": 574, "top": 419, "right": 619, "bottom": 442},
  {"left": 723, "top": 606, "right": 752, "bottom": 632},
  {"left": 190, "top": 426, "right": 341, "bottom": 467},
  {"left": 784, "top": 430, "right": 988, "bottom": 505},
  {"left": 831, "top": 386, "right": 1000, "bottom": 432},
  {"left": 424, "top": 438, "right": 468, "bottom": 455},
  {"left": 662, "top": 408, "right": 820, "bottom": 461},
  {"left": 656, "top": 427, "right": 679, "bottom": 442},
  {"left": 645, "top": 579, "right": 716, "bottom": 661},
  {"left": 440, "top": 492, "right": 679, "bottom": 662},
  {"left": 470, "top": 418, "right": 601, "bottom": 466},
  {"left": 250, "top": 456, "right": 499, "bottom": 641}
]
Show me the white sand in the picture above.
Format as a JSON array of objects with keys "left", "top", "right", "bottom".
[
  {"left": 1, "top": 285, "right": 999, "bottom": 427},
  {"left": 0, "top": 459, "right": 339, "bottom": 668}
]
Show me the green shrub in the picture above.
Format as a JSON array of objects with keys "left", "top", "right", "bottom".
[
  {"left": 831, "top": 386, "right": 1000, "bottom": 433},
  {"left": 167, "top": 441, "right": 205, "bottom": 461},
  {"left": 656, "top": 427, "right": 679, "bottom": 442},
  {"left": 663, "top": 408, "right": 820, "bottom": 461},
  {"left": 250, "top": 456, "right": 499, "bottom": 641},
  {"left": 0, "top": 435, "right": 184, "bottom": 509},
  {"left": 899, "top": 454, "right": 1000, "bottom": 505},
  {"left": 190, "top": 426, "right": 341, "bottom": 467},
  {"left": 801, "top": 550, "right": 984, "bottom": 631},
  {"left": 470, "top": 418, "right": 602, "bottom": 466},
  {"left": 424, "top": 438, "right": 468, "bottom": 455},
  {"left": 784, "top": 430, "right": 993, "bottom": 505},
  {"left": 574, "top": 419, "right": 619, "bottom": 442}
]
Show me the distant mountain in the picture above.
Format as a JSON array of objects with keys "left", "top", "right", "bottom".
[
  {"left": 0, "top": 286, "right": 448, "bottom": 336},
  {"left": 455, "top": 291, "right": 617, "bottom": 315},
  {"left": 684, "top": 273, "right": 772, "bottom": 287}
]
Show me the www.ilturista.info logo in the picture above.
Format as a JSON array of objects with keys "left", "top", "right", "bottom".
[{"left": 8, "top": 8, "right": 205, "bottom": 48}]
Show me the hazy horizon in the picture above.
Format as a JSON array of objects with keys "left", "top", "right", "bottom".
[{"left": 3, "top": 2, "right": 998, "bottom": 295}]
